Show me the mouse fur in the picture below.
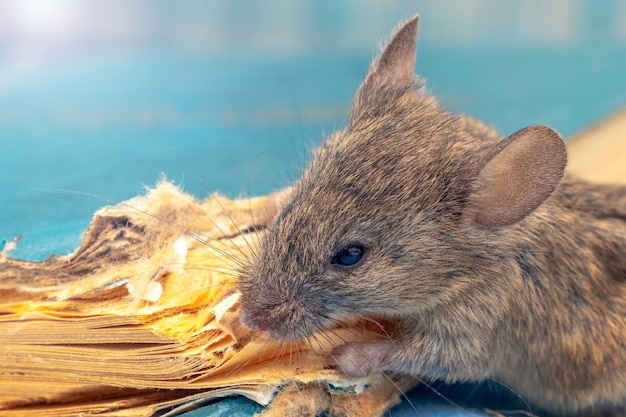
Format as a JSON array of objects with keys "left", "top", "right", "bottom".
[{"left": 239, "top": 15, "right": 626, "bottom": 416}]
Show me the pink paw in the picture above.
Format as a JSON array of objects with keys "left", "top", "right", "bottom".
[{"left": 331, "top": 341, "right": 393, "bottom": 378}]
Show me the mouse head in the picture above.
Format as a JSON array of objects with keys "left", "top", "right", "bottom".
[{"left": 238, "top": 15, "right": 567, "bottom": 341}]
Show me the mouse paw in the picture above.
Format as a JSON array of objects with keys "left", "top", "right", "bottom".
[{"left": 331, "top": 341, "right": 394, "bottom": 378}]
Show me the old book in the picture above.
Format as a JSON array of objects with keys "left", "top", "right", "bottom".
[{"left": 0, "top": 182, "right": 415, "bottom": 417}]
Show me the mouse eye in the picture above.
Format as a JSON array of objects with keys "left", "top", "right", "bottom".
[{"left": 331, "top": 244, "right": 366, "bottom": 268}]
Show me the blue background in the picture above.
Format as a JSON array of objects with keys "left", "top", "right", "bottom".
[{"left": 1, "top": 1, "right": 625, "bottom": 415}]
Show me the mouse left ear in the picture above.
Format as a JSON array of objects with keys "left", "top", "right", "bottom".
[
  {"left": 353, "top": 15, "right": 420, "bottom": 109},
  {"left": 467, "top": 125, "right": 568, "bottom": 227}
]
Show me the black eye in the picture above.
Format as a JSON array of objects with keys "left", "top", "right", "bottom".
[{"left": 331, "top": 244, "right": 366, "bottom": 267}]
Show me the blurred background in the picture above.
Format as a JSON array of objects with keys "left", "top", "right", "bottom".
[{"left": 1, "top": 0, "right": 625, "bottom": 260}]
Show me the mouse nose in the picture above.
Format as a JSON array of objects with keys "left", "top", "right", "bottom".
[
  {"left": 240, "top": 308, "right": 271, "bottom": 332},
  {"left": 250, "top": 318, "right": 270, "bottom": 332}
]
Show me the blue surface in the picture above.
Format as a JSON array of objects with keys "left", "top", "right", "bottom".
[
  {"left": 1, "top": 1, "right": 625, "bottom": 416},
  {"left": 175, "top": 396, "right": 265, "bottom": 417},
  {"left": 178, "top": 381, "right": 535, "bottom": 417}
]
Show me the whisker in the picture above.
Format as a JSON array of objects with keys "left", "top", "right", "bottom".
[
  {"left": 216, "top": 224, "right": 267, "bottom": 242},
  {"left": 415, "top": 377, "right": 467, "bottom": 413},
  {"left": 149, "top": 144, "right": 258, "bottom": 260},
  {"left": 164, "top": 266, "right": 241, "bottom": 279},
  {"left": 358, "top": 316, "right": 396, "bottom": 342},
  {"left": 485, "top": 410, "right": 537, "bottom": 417},
  {"left": 379, "top": 370, "right": 421, "bottom": 416},
  {"left": 203, "top": 191, "right": 256, "bottom": 259},
  {"left": 37, "top": 188, "right": 251, "bottom": 269},
  {"left": 487, "top": 377, "right": 536, "bottom": 417},
  {"left": 287, "top": 92, "right": 306, "bottom": 175}
]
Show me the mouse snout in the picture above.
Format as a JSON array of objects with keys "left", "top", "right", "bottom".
[
  {"left": 238, "top": 283, "right": 325, "bottom": 341},
  {"left": 239, "top": 307, "right": 272, "bottom": 332},
  {"left": 239, "top": 302, "right": 300, "bottom": 340}
]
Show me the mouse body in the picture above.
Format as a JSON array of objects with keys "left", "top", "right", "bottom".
[{"left": 239, "top": 15, "right": 626, "bottom": 416}]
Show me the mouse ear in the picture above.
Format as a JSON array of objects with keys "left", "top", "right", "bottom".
[
  {"left": 468, "top": 125, "right": 568, "bottom": 228},
  {"left": 354, "top": 15, "right": 420, "bottom": 108}
]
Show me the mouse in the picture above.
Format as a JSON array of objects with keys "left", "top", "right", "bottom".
[{"left": 238, "top": 15, "right": 626, "bottom": 417}]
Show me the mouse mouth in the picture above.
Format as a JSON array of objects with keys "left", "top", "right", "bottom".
[{"left": 266, "top": 314, "right": 402, "bottom": 362}]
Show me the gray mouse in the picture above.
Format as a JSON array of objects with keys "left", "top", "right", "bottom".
[{"left": 238, "top": 15, "right": 626, "bottom": 417}]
